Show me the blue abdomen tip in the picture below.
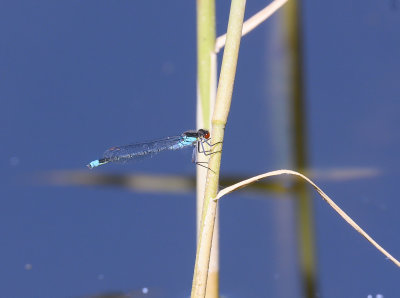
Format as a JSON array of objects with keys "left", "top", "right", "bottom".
[{"left": 87, "top": 160, "right": 100, "bottom": 169}]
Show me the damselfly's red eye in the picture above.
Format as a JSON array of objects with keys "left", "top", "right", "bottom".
[{"left": 204, "top": 132, "right": 210, "bottom": 139}]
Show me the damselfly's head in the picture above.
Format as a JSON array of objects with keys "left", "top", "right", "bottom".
[{"left": 197, "top": 129, "right": 210, "bottom": 140}]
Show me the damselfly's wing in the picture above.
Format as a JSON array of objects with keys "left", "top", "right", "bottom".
[{"left": 102, "top": 135, "right": 193, "bottom": 163}]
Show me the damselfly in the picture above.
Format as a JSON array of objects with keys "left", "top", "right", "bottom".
[{"left": 87, "top": 129, "right": 214, "bottom": 169}]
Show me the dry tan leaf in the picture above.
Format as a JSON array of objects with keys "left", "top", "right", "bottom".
[{"left": 214, "top": 169, "right": 400, "bottom": 268}]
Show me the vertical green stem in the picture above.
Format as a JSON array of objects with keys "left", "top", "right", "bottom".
[
  {"left": 196, "top": 1, "right": 218, "bottom": 297},
  {"left": 197, "top": 0, "right": 216, "bottom": 127},
  {"left": 191, "top": 1, "right": 247, "bottom": 297}
]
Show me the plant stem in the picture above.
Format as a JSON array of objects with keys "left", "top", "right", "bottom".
[
  {"left": 196, "top": 1, "right": 218, "bottom": 297},
  {"left": 197, "top": 0, "right": 216, "bottom": 127},
  {"left": 191, "top": 0, "right": 247, "bottom": 297}
]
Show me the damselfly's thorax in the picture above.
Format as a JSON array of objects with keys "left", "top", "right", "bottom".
[{"left": 182, "top": 129, "right": 210, "bottom": 140}]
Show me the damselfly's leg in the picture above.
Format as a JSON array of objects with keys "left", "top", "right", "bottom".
[
  {"left": 192, "top": 146, "right": 215, "bottom": 173},
  {"left": 198, "top": 139, "right": 222, "bottom": 156},
  {"left": 193, "top": 145, "right": 209, "bottom": 163},
  {"left": 203, "top": 139, "right": 222, "bottom": 149},
  {"left": 196, "top": 162, "right": 215, "bottom": 173},
  {"left": 195, "top": 161, "right": 216, "bottom": 173}
]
